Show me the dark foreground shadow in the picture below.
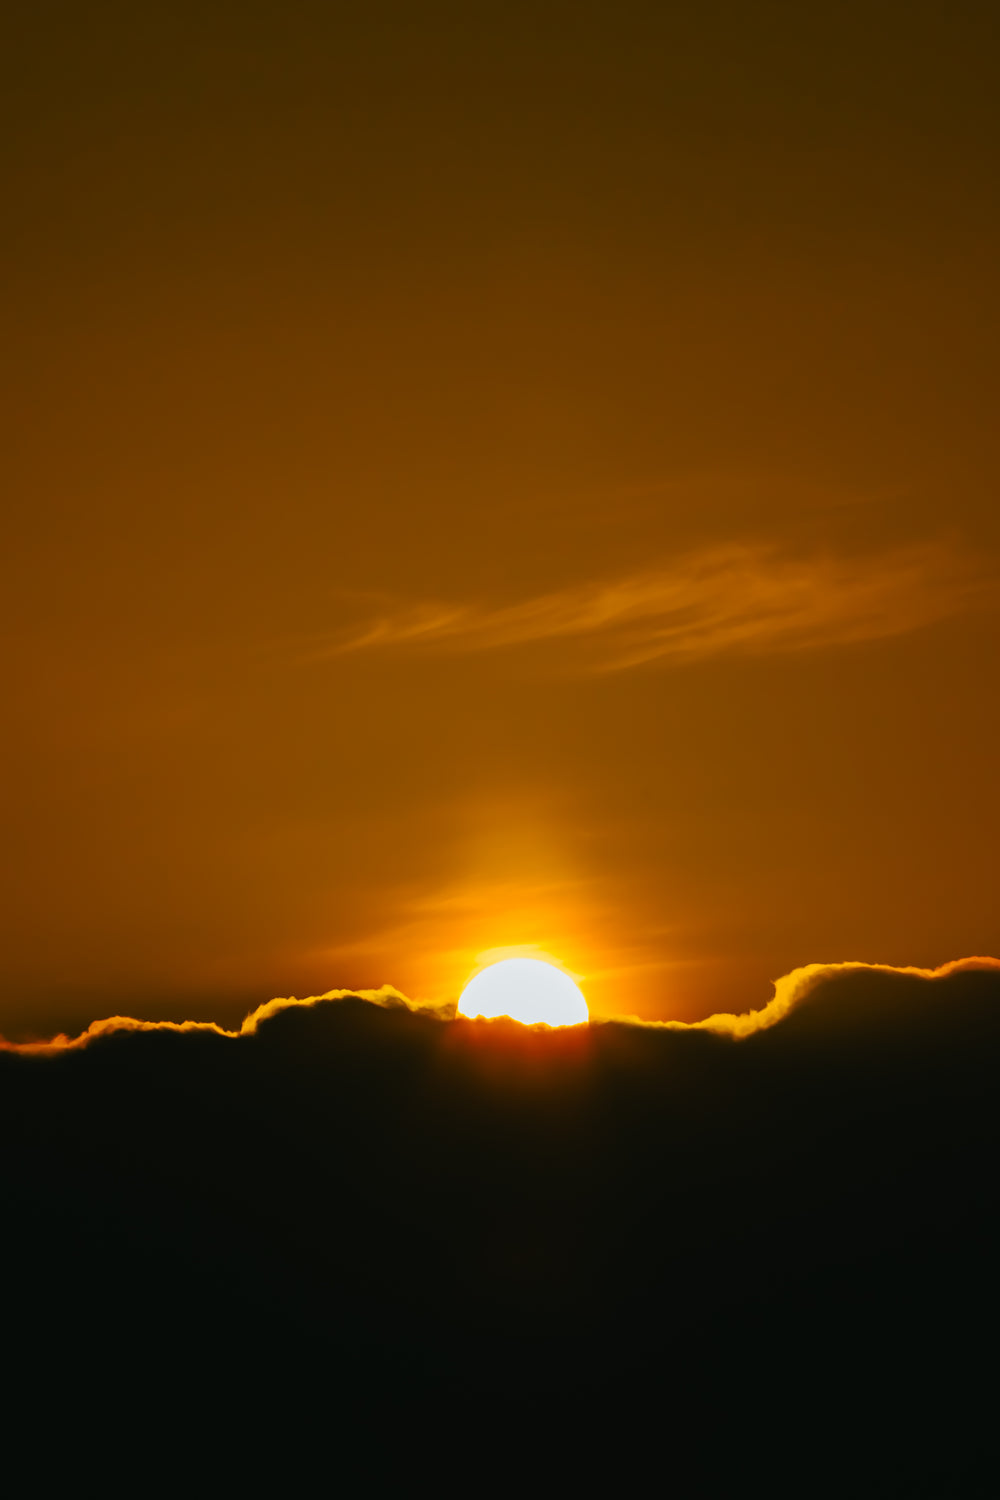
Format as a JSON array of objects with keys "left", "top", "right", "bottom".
[{"left": 2, "top": 967, "right": 998, "bottom": 1495}]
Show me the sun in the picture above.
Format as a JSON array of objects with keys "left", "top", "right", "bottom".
[{"left": 457, "top": 958, "right": 589, "bottom": 1027}]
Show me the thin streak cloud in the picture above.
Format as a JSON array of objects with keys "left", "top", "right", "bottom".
[{"left": 324, "top": 543, "right": 990, "bottom": 671}]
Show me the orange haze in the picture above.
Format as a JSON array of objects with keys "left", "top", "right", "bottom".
[{"left": 2, "top": 4, "right": 999, "bottom": 1037}]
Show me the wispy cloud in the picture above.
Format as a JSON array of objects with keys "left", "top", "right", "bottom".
[{"left": 320, "top": 542, "right": 990, "bottom": 672}]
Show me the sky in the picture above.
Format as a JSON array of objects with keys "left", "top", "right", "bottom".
[{"left": 3, "top": 0, "right": 999, "bottom": 1036}]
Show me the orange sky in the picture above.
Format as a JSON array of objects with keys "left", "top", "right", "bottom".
[{"left": 2, "top": 1, "right": 998, "bottom": 1037}]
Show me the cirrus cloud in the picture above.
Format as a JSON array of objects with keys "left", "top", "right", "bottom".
[{"left": 320, "top": 541, "right": 992, "bottom": 672}]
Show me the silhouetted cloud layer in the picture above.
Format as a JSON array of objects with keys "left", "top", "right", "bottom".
[
  {"left": 325, "top": 542, "right": 989, "bottom": 671},
  {"left": 6, "top": 956, "right": 995, "bottom": 1053},
  {"left": 3, "top": 959, "right": 998, "bottom": 1490}
]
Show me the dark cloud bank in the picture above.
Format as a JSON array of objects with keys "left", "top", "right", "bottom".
[{"left": 4, "top": 962, "right": 999, "bottom": 1493}]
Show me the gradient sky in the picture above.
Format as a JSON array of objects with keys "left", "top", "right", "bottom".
[{"left": 3, "top": 1, "right": 998, "bottom": 1036}]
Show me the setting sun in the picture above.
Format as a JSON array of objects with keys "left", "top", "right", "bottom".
[{"left": 457, "top": 957, "right": 589, "bottom": 1026}]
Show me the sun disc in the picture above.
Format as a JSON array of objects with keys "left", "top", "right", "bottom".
[{"left": 457, "top": 958, "right": 588, "bottom": 1027}]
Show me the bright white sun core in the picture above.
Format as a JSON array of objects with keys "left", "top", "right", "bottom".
[{"left": 457, "top": 958, "right": 589, "bottom": 1027}]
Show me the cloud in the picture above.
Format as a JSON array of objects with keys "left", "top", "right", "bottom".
[
  {"left": 642, "top": 954, "right": 1000, "bottom": 1036},
  {"left": 4, "top": 955, "right": 997, "bottom": 1055},
  {"left": 321, "top": 541, "right": 991, "bottom": 672},
  {"left": 3, "top": 956, "right": 999, "bottom": 1487},
  {"left": 0, "top": 983, "right": 446, "bottom": 1055}
]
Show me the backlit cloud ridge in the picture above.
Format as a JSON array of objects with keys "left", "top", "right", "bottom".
[{"left": 3, "top": 958, "right": 998, "bottom": 1055}]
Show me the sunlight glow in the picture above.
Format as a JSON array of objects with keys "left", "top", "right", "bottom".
[{"left": 457, "top": 958, "right": 589, "bottom": 1027}]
